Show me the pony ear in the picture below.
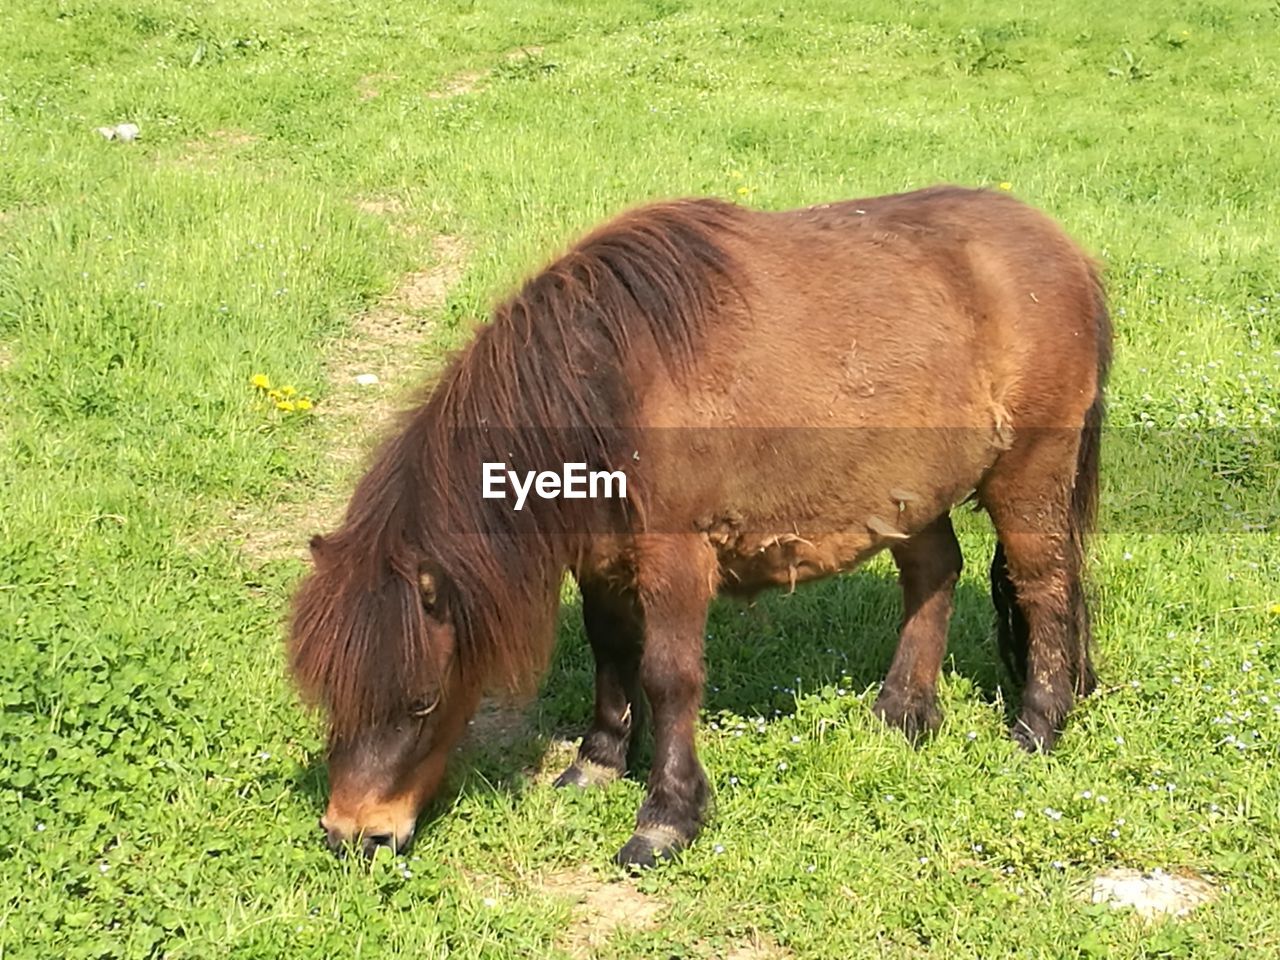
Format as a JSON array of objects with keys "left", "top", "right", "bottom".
[
  {"left": 308, "top": 534, "right": 326, "bottom": 559},
  {"left": 418, "top": 570, "right": 437, "bottom": 608}
]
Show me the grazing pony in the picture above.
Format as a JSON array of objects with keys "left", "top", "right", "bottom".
[{"left": 289, "top": 186, "right": 1111, "bottom": 866}]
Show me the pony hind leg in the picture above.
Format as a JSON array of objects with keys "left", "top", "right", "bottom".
[
  {"left": 615, "top": 536, "right": 716, "bottom": 868},
  {"left": 982, "top": 434, "right": 1096, "bottom": 753},
  {"left": 554, "top": 580, "right": 645, "bottom": 789},
  {"left": 873, "top": 513, "right": 963, "bottom": 742}
]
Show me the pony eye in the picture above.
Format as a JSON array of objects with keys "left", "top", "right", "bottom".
[{"left": 409, "top": 696, "right": 440, "bottom": 719}]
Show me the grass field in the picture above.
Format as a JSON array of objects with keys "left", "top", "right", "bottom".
[{"left": 2, "top": 0, "right": 1279, "bottom": 956}]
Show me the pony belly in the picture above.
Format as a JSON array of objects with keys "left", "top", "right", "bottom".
[{"left": 714, "top": 528, "right": 886, "bottom": 597}]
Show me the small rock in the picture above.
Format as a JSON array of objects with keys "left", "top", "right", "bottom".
[
  {"left": 354, "top": 373, "right": 380, "bottom": 386},
  {"left": 96, "top": 123, "right": 140, "bottom": 142}
]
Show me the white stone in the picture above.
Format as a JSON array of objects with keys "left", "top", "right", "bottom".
[{"left": 1090, "top": 868, "right": 1215, "bottom": 919}]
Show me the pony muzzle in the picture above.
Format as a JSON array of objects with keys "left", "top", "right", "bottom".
[{"left": 320, "top": 813, "right": 417, "bottom": 858}]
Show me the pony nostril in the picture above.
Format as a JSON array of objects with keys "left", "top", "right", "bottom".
[{"left": 362, "top": 833, "right": 395, "bottom": 857}]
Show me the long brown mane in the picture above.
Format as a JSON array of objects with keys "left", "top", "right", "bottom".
[{"left": 289, "top": 199, "right": 747, "bottom": 737}]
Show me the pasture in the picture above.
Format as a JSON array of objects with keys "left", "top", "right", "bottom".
[{"left": 1, "top": 0, "right": 1278, "bottom": 956}]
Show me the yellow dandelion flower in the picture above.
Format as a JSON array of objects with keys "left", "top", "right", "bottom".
[
  {"left": 275, "top": 400, "right": 296, "bottom": 412},
  {"left": 729, "top": 170, "right": 743, "bottom": 179},
  {"left": 296, "top": 398, "right": 313, "bottom": 411},
  {"left": 250, "top": 373, "right": 270, "bottom": 390},
  {"left": 268, "top": 389, "right": 282, "bottom": 401},
  {"left": 998, "top": 181, "right": 1013, "bottom": 191},
  {"left": 736, "top": 185, "right": 752, "bottom": 196},
  {"left": 1268, "top": 603, "right": 1280, "bottom": 615},
  {"left": 281, "top": 385, "right": 297, "bottom": 398}
]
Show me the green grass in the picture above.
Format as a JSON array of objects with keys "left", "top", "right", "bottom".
[{"left": 2, "top": 0, "right": 1279, "bottom": 956}]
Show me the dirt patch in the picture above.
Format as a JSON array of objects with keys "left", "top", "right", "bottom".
[
  {"left": 463, "top": 697, "right": 536, "bottom": 750},
  {"left": 722, "top": 933, "right": 792, "bottom": 960},
  {"left": 426, "top": 45, "right": 549, "bottom": 100},
  {"left": 227, "top": 233, "right": 468, "bottom": 563},
  {"left": 321, "top": 233, "right": 467, "bottom": 427},
  {"left": 427, "top": 70, "right": 487, "bottom": 100},
  {"left": 356, "top": 73, "right": 397, "bottom": 101},
  {"left": 208, "top": 129, "right": 256, "bottom": 147},
  {"left": 170, "top": 129, "right": 259, "bottom": 169},
  {"left": 540, "top": 866, "right": 665, "bottom": 956},
  {"left": 354, "top": 195, "right": 409, "bottom": 218},
  {"left": 536, "top": 867, "right": 790, "bottom": 959},
  {"left": 1089, "top": 867, "right": 1216, "bottom": 920}
]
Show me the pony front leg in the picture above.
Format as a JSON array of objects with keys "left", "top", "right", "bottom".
[
  {"left": 874, "top": 513, "right": 963, "bottom": 741},
  {"left": 555, "top": 580, "right": 645, "bottom": 789},
  {"left": 614, "top": 537, "right": 716, "bottom": 868}
]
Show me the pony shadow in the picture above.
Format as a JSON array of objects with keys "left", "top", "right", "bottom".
[{"left": 533, "top": 564, "right": 1013, "bottom": 757}]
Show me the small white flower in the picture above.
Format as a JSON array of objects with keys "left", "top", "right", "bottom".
[
  {"left": 1123, "top": 551, "right": 1133, "bottom": 561},
  {"left": 1242, "top": 661, "right": 1253, "bottom": 672},
  {"left": 713, "top": 844, "right": 725, "bottom": 854},
  {"left": 1081, "top": 790, "right": 1093, "bottom": 800},
  {"left": 966, "top": 731, "right": 977, "bottom": 741},
  {"left": 35, "top": 823, "right": 45, "bottom": 833},
  {"left": 805, "top": 863, "right": 816, "bottom": 873},
  {"left": 1097, "top": 795, "right": 1109, "bottom": 804},
  {"left": 1052, "top": 860, "right": 1065, "bottom": 870},
  {"left": 777, "top": 761, "right": 787, "bottom": 771},
  {"left": 98, "top": 863, "right": 109, "bottom": 874},
  {"left": 884, "top": 794, "right": 895, "bottom": 802},
  {"left": 482, "top": 897, "right": 497, "bottom": 907},
  {"left": 919, "top": 856, "right": 929, "bottom": 865},
  {"left": 790, "top": 735, "right": 801, "bottom": 743},
  {"left": 972, "top": 843, "right": 984, "bottom": 853},
  {"left": 1013, "top": 809, "right": 1025, "bottom": 820},
  {"left": 1114, "top": 735, "right": 1125, "bottom": 745},
  {"left": 728, "top": 776, "right": 738, "bottom": 785},
  {"left": 1043, "top": 807, "right": 1063, "bottom": 821}
]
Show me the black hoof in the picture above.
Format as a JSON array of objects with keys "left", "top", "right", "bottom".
[
  {"left": 1010, "top": 715, "right": 1058, "bottom": 754},
  {"left": 614, "top": 825, "right": 686, "bottom": 868},
  {"left": 553, "top": 760, "right": 620, "bottom": 790},
  {"left": 873, "top": 689, "right": 942, "bottom": 743}
]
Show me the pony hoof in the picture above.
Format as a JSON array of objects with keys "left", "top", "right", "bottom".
[
  {"left": 873, "top": 690, "right": 941, "bottom": 743},
  {"left": 553, "top": 760, "right": 620, "bottom": 790},
  {"left": 1010, "top": 716, "right": 1057, "bottom": 754},
  {"left": 614, "top": 825, "right": 686, "bottom": 868}
]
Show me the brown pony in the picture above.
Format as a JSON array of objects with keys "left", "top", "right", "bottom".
[{"left": 289, "top": 186, "right": 1111, "bottom": 866}]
